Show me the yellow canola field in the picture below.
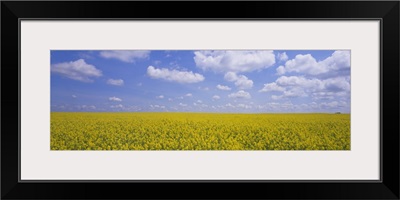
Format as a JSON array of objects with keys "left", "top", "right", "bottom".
[{"left": 51, "top": 112, "right": 350, "bottom": 150}]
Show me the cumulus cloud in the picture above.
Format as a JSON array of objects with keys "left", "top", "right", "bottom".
[
  {"left": 194, "top": 50, "right": 276, "bottom": 73},
  {"left": 100, "top": 50, "right": 150, "bottom": 63},
  {"left": 276, "top": 66, "right": 286, "bottom": 75},
  {"left": 277, "top": 52, "right": 288, "bottom": 62},
  {"left": 228, "top": 90, "right": 251, "bottom": 99},
  {"left": 80, "top": 105, "right": 96, "bottom": 110},
  {"left": 253, "top": 100, "right": 349, "bottom": 112},
  {"left": 323, "top": 77, "right": 351, "bottom": 92},
  {"left": 216, "top": 84, "right": 231, "bottom": 91},
  {"left": 277, "top": 50, "right": 350, "bottom": 76},
  {"left": 198, "top": 86, "right": 209, "bottom": 91},
  {"left": 51, "top": 59, "right": 102, "bottom": 82},
  {"left": 312, "top": 91, "right": 348, "bottom": 101},
  {"left": 107, "top": 79, "right": 124, "bottom": 86},
  {"left": 225, "top": 103, "right": 235, "bottom": 108},
  {"left": 259, "top": 82, "right": 285, "bottom": 92},
  {"left": 109, "top": 96, "right": 122, "bottom": 102},
  {"left": 234, "top": 76, "right": 253, "bottom": 89},
  {"left": 269, "top": 102, "right": 294, "bottom": 110},
  {"left": 110, "top": 104, "right": 123, "bottom": 108},
  {"left": 224, "top": 72, "right": 237, "bottom": 82},
  {"left": 276, "top": 76, "right": 323, "bottom": 89},
  {"left": 224, "top": 72, "right": 253, "bottom": 89},
  {"left": 237, "top": 104, "right": 252, "bottom": 109},
  {"left": 147, "top": 66, "right": 205, "bottom": 84},
  {"left": 156, "top": 95, "right": 164, "bottom": 99},
  {"left": 320, "top": 101, "right": 347, "bottom": 108},
  {"left": 271, "top": 90, "right": 307, "bottom": 100},
  {"left": 276, "top": 76, "right": 350, "bottom": 92},
  {"left": 212, "top": 95, "right": 220, "bottom": 100},
  {"left": 193, "top": 102, "right": 208, "bottom": 108},
  {"left": 150, "top": 104, "right": 166, "bottom": 109},
  {"left": 185, "top": 93, "right": 193, "bottom": 97},
  {"left": 281, "top": 88, "right": 308, "bottom": 98},
  {"left": 260, "top": 75, "right": 350, "bottom": 100},
  {"left": 179, "top": 103, "right": 187, "bottom": 107}
]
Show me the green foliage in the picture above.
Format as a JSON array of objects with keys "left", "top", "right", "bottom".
[{"left": 51, "top": 112, "right": 350, "bottom": 150}]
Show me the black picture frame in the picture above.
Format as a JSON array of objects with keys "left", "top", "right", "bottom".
[{"left": 2, "top": 1, "right": 399, "bottom": 199}]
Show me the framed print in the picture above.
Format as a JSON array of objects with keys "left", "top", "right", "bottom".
[{"left": 2, "top": 1, "right": 399, "bottom": 200}]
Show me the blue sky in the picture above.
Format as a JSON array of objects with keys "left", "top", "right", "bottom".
[{"left": 51, "top": 50, "right": 350, "bottom": 113}]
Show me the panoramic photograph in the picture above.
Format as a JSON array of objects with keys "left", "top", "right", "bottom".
[{"left": 50, "top": 50, "right": 350, "bottom": 150}]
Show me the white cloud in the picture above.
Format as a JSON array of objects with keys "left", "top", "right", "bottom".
[
  {"left": 281, "top": 88, "right": 308, "bottom": 98},
  {"left": 228, "top": 90, "right": 251, "bottom": 99},
  {"left": 110, "top": 104, "right": 123, "bottom": 108},
  {"left": 150, "top": 104, "right": 166, "bottom": 109},
  {"left": 107, "top": 79, "right": 124, "bottom": 86},
  {"left": 109, "top": 96, "right": 122, "bottom": 102},
  {"left": 72, "top": 95, "right": 77, "bottom": 98},
  {"left": 323, "top": 77, "right": 351, "bottom": 92},
  {"left": 193, "top": 102, "right": 208, "bottom": 108},
  {"left": 137, "top": 82, "right": 143, "bottom": 86},
  {"left": 237, "top": 104, "right": 252, "bottom": 109},
  {"left": 156, "top": 95, "right": 164, "bottom": 99},
  {"left": 271, "top": 91, "right": 307, "bottom": 100},
  {"left": 258, "top": 102, "right": 295, "bottom": 110},
  {"left": 276, "top": 76, "right": 349, "bottom": 92},
  {"left": 277, "top": 50, "right": 350, "bottom": 76},
  {"left": 99, "top": 50, "right": 150, "bottom": 63},
  {"left": 260, "top": 75, "right": 350, "bottom": 100},
  {"left": 320, "top": 101, "right": 347, "bottom": 108},
  {"left": 212, "top": 95, "right": 220, "bottom": 100},
  {"left": 225, "top": 103, "right": 235, "bottom": 108},
  {"left": 276, "top": 76, "right": 323, "bottom": 89},
  {"left": 254, "top": 100, "right": 349, "bottom": 112},
  {"left": 224, "top": 72, "right": 253, "bottom": 89},
  {"left": 51, "top": 59, "right": 102, "bottom": 82},
  {"left": 271, "top": 95, "right": 282, "bottom": 100},
  {"left": 185, "top": 93, "right": 193, "bottom": 97},
  {"left": 312, "top": 94, "right": 335, "bottom": 100},
  {"left": 259, "top": 82, "right": 285, "bottom": 92},
  {"left": 198, "top": 86, "right": 209, "bottom": 91},
  {"left": 276, "top": 66, "right": 286, "bottom": 75},
  {"left": 197, "top": 100, "right": 202, "bottom": 103},
  {"left": 179, "top": 103, "right": 187, "bottom": 107},
  {"left": 312, "top": 91, "right": 348, "bottom": 101},
  {"left": 234, "top": 76, "right": 253, "bottom": 89},
  {"left": 194, "top": 50, "right": 276, "bottom": 73},
  {"left": 147, "top": 66, "right": 205, "bottom": 84},
  {"left": 168, "top": 98, "right": 173, "bottom": 101},
  {"left": 277, "top": 52, "right": 288, "bottom": 62},
  {"left": 216, "top": 84, "right": 231, "bottom": 91},
  {"left": 224, "top": 72, "right": 237, "bottom": 82},
  {"left": 81, "top": 105, "right": 96, "bottom": 110},
  {"left": 282, "top": 54, "right": 321, "bottom": 75}
]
